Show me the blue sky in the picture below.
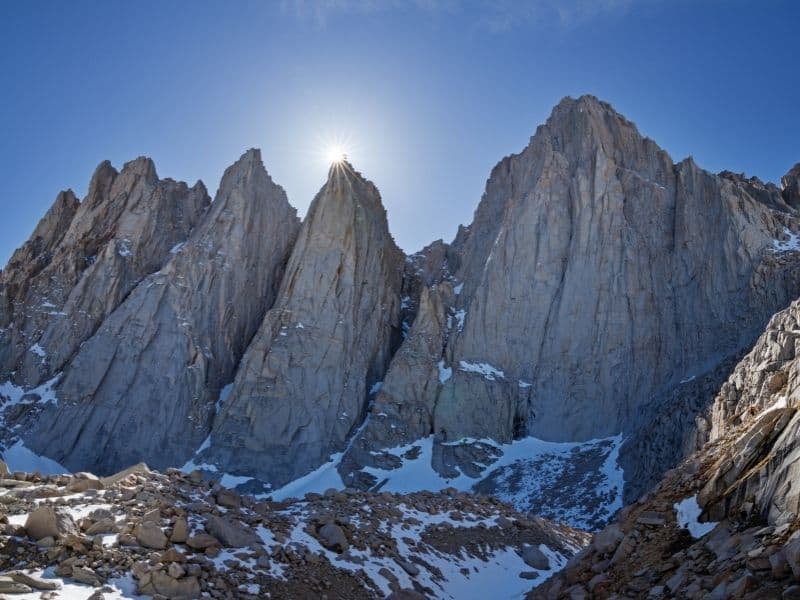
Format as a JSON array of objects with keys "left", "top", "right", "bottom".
[{"left": 1, "top": 0, "right": 798, "bottom": 265}]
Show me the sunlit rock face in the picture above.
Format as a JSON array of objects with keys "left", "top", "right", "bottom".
[
  {"left": 3, "top": 96, "right": 800, "bottom": 510},
  {"left": 201, "top": 161, "right": 405, "bottom": 487},
  {"left": 699, "top": 295, "right": 800, "bottom": 526},
  {"left": 22, "top": 149, "right": 299, "bottom": 473},
  {"left": 0, "top": 158, "right": 210, "bottom": 388},
  {"left": 342, "top": 96, "right": 800, "bottom": 501}
]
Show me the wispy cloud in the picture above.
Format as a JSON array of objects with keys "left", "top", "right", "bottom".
[
  {"left": 477, "top": 0, "right": 638, "bottom": 33},
  {"left": 280, "top": 0, "right": 642, "bottom": 31},
  {"left": 280, "top": 0, "right": 457, "bottom": 27}
]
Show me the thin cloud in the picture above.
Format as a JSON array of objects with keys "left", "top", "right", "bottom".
[
  {"left": 280, "top": 0, "right": 644, "bottom": 31},
  {"left": 478, "top": 0, "right": 639, "bottom": 32},
  {"left": 280, "top": 0, "right": 457, "bottom": 27}
]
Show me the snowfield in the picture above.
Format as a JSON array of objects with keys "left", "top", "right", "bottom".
[{"left": 267, "top": 433, "right": 625, "bottom": 531}]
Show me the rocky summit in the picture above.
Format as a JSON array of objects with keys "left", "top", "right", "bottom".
[{"left": 2, "top": 95, "right": 800, "bottom": 598}]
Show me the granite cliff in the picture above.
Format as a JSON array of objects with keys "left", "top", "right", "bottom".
[{"left": 1, "top": 96, "right": 799, "bottom": 526}]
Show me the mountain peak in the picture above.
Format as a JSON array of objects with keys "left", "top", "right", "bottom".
[
  {"left": 216, "top": 148, "right": 278, "bottom": 199},
  {"left": 544, "top": 94, "right": 638, "bottom": 140},
  {"left": 326, "top": 159, "right": 368, "bottom": 186},
  {"left": 119, "top": 156, "right": 158, "bottom": 182}
]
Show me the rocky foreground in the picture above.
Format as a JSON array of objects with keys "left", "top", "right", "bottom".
[{"left": 0, "top": 460, "right": 586, "bottom": 599}]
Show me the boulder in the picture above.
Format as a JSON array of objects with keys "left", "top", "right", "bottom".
[
  {"left": 161, "top": 547, "right": 187, "bottom": 563},
  {"left": 636, "top": 512, "right": 666, "bottom": 526},
  {"left": 85, "top": 518, "right": 116, "bottom": 535},
  {"left": 134, "top": 521, "right": 168, "bottom": 550},
  {"left": 186, "top": 533, "right": 221, "bottom": 550},
  {"left": 520, "top": 544, "right": 550, "bottom": 570},
  {"left": 0, "top": 576, "right": 33, "bottom": 594},
  {"left": 66, "top": 472, "right": 104, "bottom": 493},
  {"left": 142, "top": 508, "right": 160, "bottom": 522},
  {"left": 100, "top": 463, "right": 151, "bottom": 487},
  {"left": 71, "top": 566, "right": 101, "bottom": 587},
  {"left": 785, "top": 536, "right": 800, "bottom": 579},
  {"left": 24, "top": 505, "right": 78, "bottom": 541},
  {"left": 167, "top": 562, "right": 185, "bottom": 579},
  {"left": 593, "top": 523, "right": 624, "bottom": 555},
  {"left": 784, "top": 586, "right": 800, "bottom": 600},
  {"left": 317, "top": 522, "right": 349, "bottom": 553},
  {"left": 170, "top": 516, "right": 188, "bottom": 543},
  {"left": 771, "top": 549, "right": 790, "bottom": 578},
  {"left": 141, "top": 571, "right": 201, "bottom": 599},
  {"left": 204, "top": 514, "right": 260, "bottom": 548},
  {"left": 7, "top": 571, "right": 61, "bottom": 590},
  {"left": 214, "top": 488, "right": 241, "bottom": 509}
]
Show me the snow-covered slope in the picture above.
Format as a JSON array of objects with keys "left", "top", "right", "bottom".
[
  {"left": 190, "top": 433, "right": 625, "bottom": 532},
  {"left": 0, "top": 462, "right": 587, "bottom": 599}
]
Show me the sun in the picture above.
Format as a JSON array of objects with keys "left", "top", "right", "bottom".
[
  {"left": 317, "top": 132, "right": 355, "bottom": 167},
  {"left": 325, "top": 144, "right": 348, "bottom": 164}
]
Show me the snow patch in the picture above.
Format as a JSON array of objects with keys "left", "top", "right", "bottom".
[
  {"left": 10, "top": 568, "right": 145, "bottom": 600},
  {"left": 0, "top": 373, "right": 62, "bottom": 410},
  {"left": 215, "top": 383, "right": 233, "bottom": 414},
  {"left": 116, "top": 239, "right": 132, "bottom": 258},
  {"left": 773, "top": 227, "right": 800, "bottom": 253},
  {"left": 2, "top": 440, "right": 69, "bottom": 475},
  {"left": 453, "top": 282, "right": 464, "bottom": 295},
  {"left": 674, "top": 495, "right": 717, "bottom": 538},
  {"left": 219, "top": 473, "right": 254, "bottom": 488},
  {"left": 269, "top": 451, "right": 345, "bottom": 501},
  {"left": 29, "top": 344, "right": 46, "bottom": 359},
  {"left": 453, "top": 309, "right": 466, "bottom": 331},
  {"left": 169, "top": 242, "right": 185, "bottom": 254},
  {"left": 357, "top": 434, "right": 625, "bottom": 530},
  {"left": 458, "top": 361, "right": 504, "bottom": 381},
  {"left": 180, "top": 458, "right": 218, "bottom": 473},
  {"left": 437, "top": 360, "right": 452, "bottom": 383}
]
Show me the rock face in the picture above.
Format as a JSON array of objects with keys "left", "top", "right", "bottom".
[
  {"left": 3, "top": 96, "right": 799, "bottom": 512},
  {"left": 0, "top": 158, "right": 209, "bottom": 388},
  {"left": 202, "top": 161, "right": 404, "bottom": 486},
  {"left": 22, "top": 149, "right": 299, "bottom": 473},
  {"left": 342, "top": 95, "right": 800, "bottom": 501},
  {"left": 533, "top": 296, "right": 800, "bottom": 598},
  {"left": 700, "top": 297, "right": 800, "bottom": 525},
  {"left": 339, "top": 283, "right": 453, "bottom": 483},
  {"left": 782, "top": 163, "right": 800, "bottom": 209}
]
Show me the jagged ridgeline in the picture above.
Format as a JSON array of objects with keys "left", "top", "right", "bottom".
[{"left": 2, "top": 96, "right": 800, "bottom": 517}]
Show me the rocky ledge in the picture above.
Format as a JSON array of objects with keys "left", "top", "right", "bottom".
[
  {"left": 532, "top": 409, "right": 800, "bottom": 600},
  {"left": 0, "top": 460, "right": 586, "bottom": 599}
]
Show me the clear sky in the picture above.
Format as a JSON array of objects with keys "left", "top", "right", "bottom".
[{"left": 1, "top": 0, "right": 798, "bottom": 265}]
